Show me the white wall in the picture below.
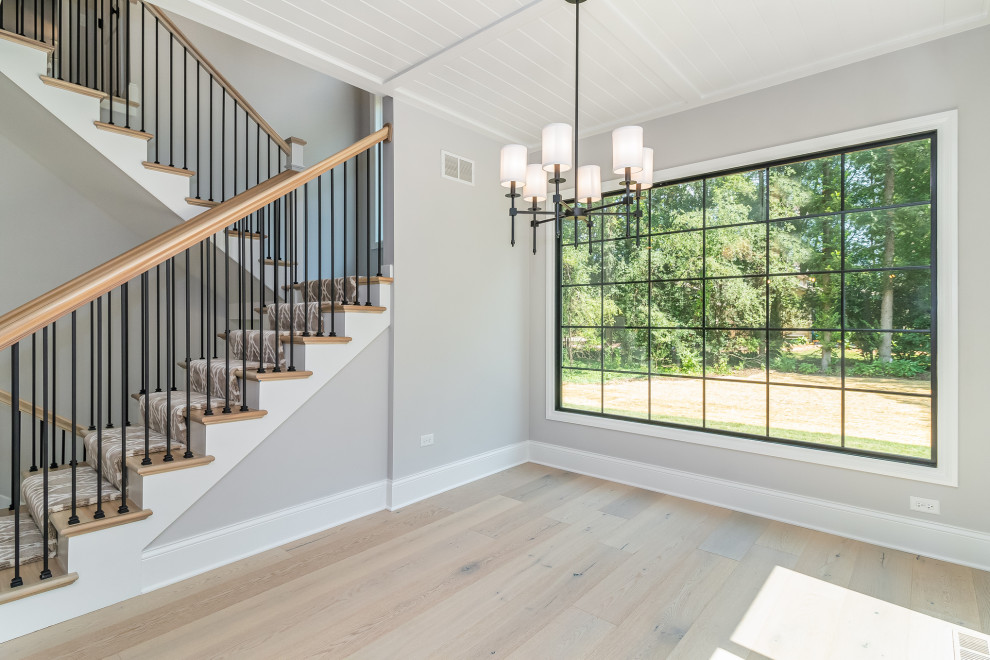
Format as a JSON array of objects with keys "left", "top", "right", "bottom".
[
  {"left": 390, "top": 100, "right": 530, "bottom": 480},
  {"left": 530, "top": 26, "right": 990, "bottom": 534}
]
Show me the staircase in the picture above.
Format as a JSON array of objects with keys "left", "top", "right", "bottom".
[{"left": 0, "top": 2, "right": 393, "bottom": 643}]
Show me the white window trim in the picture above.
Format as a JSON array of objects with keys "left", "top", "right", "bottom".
[{"left": 545, "top": 111, "right": 959, "bottom": 487}]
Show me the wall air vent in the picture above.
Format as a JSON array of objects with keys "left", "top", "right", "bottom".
[
  {"left": 441, "top": 151, "right": 474, "bottom": 185},
  {"left": 956, "top": 630, "right": 990, "bottom": 660}
]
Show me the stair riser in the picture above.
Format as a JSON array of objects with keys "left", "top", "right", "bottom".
[{"left": 285, "top": 311, "right": 384, "bottom": 371}]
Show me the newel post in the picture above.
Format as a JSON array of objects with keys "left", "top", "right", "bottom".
[{"left": 287, "top": 136, "right": 307, "bottom": 171}]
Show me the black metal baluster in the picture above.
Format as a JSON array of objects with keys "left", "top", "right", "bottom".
[
  {"left": 257, "top": 208, "right": 266, "bottom": 375},
  {"left": 196, "top": 62, "right": 200, "bottom": 198},
  {"left": 106, "top": 288, "right": 113, "bottom": 428},
  {"left": 142, "top": 272, "right": 151, "bottom": 465},
  {"left": 209, "top": 74, "right": 214, "bottom": 201},
  {"left": 10, "top": 342, "right": 23, "bottom": 588},
  {"left": 205, "top": 234, "right": 213, "bottom": 415},
  {"left": 31, "top": 334, "right": 38, "bottom": 472},
  {"left": 124, "top": 0, "right": 130, "bottom": 129},
  {"left": 171, "top": 256, "right": 177, "bottom": 391},
  {"left": 107, "top": 0, "right": 113, "bottom": 123},
  {"left": 212, "top": 233, "right": 217, "bottom": 358},
  {"left": 155, "top": 264, "right": 162, "bottom": 392},
  {"left": 343, "top": 161, "right": 347, "bottom": 307},
  {"left": 199, "top": 242, "right": 205, "bottom": 359},
  {"left": 353, "top": 158, "right": 360, "bottom": 307},
  {"left": 89, "top": 301, "right": 94, "bottom": 433},
  {"left": 69, "top": 310, "right": 78, "bottom": 524},
  {"left": 239, "top": 225, "right": 248, "bottom": 410},
  {"left": 168, "top": 33, "right": 174, "bottom": 167},
  {"left": 223, "top": 227, "right": 232, "bottom": 411},
  {"left": 140, "top": 3, "right": 145, "bottom": 132},
  {"left": 221, "top": 90, "right": 225, "bottom": 200},
  {"left": 365, "top": 150, "right": 371, "bottom": 305},
  {"left": 41, "top": 326, "right": 51, "bottom": 578},
  {"left": 271, "top": 200, "right": 281, "bottom": 373},
  {"left": 377, "top": 142, "right": 383, "bottom": 277},
  {"left": 164, "top": 260, "right": 173, "bottom": 462},
  {"left": 303, "top": 183, "right": 310, "bottom": 336},
  {"left": 153, "top": 16, "right": 159, "bottom": 164},
  {"left": 184, "top": 248, "right": 193, "bottom": 457},
  {"left": 182, "top": 47, "right": 187, "bottom": 170},
  {"left": 118, "top": 283, "right": 129, "bottom": 513},
  {"left": 287, "top": 193, "right": 295, "bottom": 370},
  {"left": 95, "top": 296, "right": 105, "bottom": 518},
  {"left": 51, "top": 319, "right": 58, "bottom": 469},
  {"left": 330, "top": 169, "right": 336, "bottom": 337},
  {"left": 316, "top": 175, "right": 324, "bottom": 336}
]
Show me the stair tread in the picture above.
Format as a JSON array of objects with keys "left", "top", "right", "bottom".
[
  {"left": 0, "top": 562, "right": 77, "bottom": 606},
  {"left": 189, "top": 408, "right": 268, "bottom": 425},
  {"left": 94, "top": 121, "right": 152, "bottom": 140},
  {"left": 279, "top": 335, "right": 352, "bottom": 345},
  {"left": 142, "top": 161, "right": 195, "bottom": 177},
  {"left": 126, "top": 451, "right": 215, "bottom": 476},
  {"left": 83, "top": 426, "right": 183, "bottom": 491},
  {"left": 52, "top": 500, "right": 151, "bottom": 539},
  {"left": 185, "top": 197, "right": 219, "bottom": 208},
  {"left": 0, "top": 28, "right": 55, "bottom": 53}
]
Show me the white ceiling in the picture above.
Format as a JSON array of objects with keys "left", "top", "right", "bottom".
[{"left": 156, "top": 0, "right": 990, "bottom": 144}]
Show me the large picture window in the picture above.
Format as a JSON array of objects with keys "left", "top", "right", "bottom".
[{"left": 557, "top": 133, "right": 936, "bottom": 464}]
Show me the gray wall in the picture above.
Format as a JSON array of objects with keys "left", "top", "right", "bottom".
[
  {"left": 391, "top": 100, "right": 530, "bottom": 480},
  {"left": 168, "top": 13, "right": 371, "bottom": 166},
  {"left": 530, "top": 25, "right": 990, "bottom": 533},
  {"left": 152, "top": 332, "right": 390, "bottom": 545}
]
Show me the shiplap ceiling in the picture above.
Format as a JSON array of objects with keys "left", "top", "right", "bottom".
[{"left": 156, "top": 0, "right": 990, "bottom": 143}]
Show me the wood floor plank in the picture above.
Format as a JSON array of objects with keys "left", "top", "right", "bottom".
[
  {"left": 665, "top": 545, "right": 799, "bottom": 659},
  {"left": 588, "top": 548, "right": 740, "bottom": 658},
  {"left": 698, "top": 510, "right": 771, "bottom": 561},
  {"left": 910, "top": 554, "right": 983, "bottom": 630},
  {"left": 975, "top": 568, "right": 990, "bottom": 634},
  {"left": 505, "top": 606, "right": 615, "bottom": 659},
  {"left": 793, "top": 530, "right": 862, "bottom": 587},
  {"left": 848, "top": 542, "right": 915, "bottom": 610},
  {"left": 576, "top": 504, "right": 728, "bottom": 625},
  {"left": 755, "top": 519, "right": 815, "bottom": 556},
  {"left": 4, "top": 464, "right": 988, "bottom": 658}
]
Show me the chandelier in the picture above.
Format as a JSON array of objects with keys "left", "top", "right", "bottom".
[{"left": 499, "top": 0, "right": 655, "bottom": 254}]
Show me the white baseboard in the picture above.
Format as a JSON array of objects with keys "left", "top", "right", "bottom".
[
  {"left": 529, "top": 441, "right": 990, "bottom": 572},
  {"left": 141, "top": 480, "right": 388, "bottom": 592},
  {"left": 387, "top": 442, "right": 529, "bottom": 511}
]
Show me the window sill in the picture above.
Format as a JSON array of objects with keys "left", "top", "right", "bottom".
[{"left": 546, "top": 408, "right": 957, "bottom": 486}]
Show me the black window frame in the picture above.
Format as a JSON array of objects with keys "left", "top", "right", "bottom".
[{"left": 555, "top": 131, "right": 938, "bottom": 467}]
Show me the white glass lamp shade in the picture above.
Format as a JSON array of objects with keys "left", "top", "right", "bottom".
[
  {"left": 576, "top": 165, "right": 602, "bottom": 203},
  {"left": 612, "top": 125, "right": 644, "bottom": 174},
  {"left": 500, "top": 144, "right": 528, "bottom": 188},
  {"left": 634, "top": 148, "right": 655, "bottom": 189},
  {"left": 541, "top": 123, "right": 573, "bottom": 173},
  {"left": 524, "top": 163, "right": 548, "bottom": 202}
]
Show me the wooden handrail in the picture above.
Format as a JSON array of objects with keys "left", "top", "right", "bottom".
[
  {"left": 144, "top": 3, "right": 291, "bottom": 155},
  {"left": 0, "top": 124, "right": 392, "bottom": 352},
  {"left": 0, "top": 389, "right": 88, "bottom": 438}
]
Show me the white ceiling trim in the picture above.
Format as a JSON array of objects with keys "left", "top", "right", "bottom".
[{"left": 153, "top": 0, "right": 990, "bottom": 146}]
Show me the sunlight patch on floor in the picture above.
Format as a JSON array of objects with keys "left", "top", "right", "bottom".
[{"left": 730, "top": 566, "right": 987, "bottom": 659}]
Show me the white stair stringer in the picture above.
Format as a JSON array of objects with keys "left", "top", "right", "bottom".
[
  {"left": 0, "top": 285, "right": 391, "bottom": 643},
  {"left": 0, "top": 39, "right": 200, "bottom": 222}
]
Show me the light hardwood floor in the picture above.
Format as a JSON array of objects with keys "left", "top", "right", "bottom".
[{"left": 3, "top": 463, "right": 988, "bottom": 659}]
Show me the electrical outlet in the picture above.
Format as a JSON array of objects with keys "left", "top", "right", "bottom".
[
  {"left": 420, "top": 433, "right": 434, "bottom": 447},
  {"left": 910, "top": 496, "right": 940, "bottom": 515}
]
